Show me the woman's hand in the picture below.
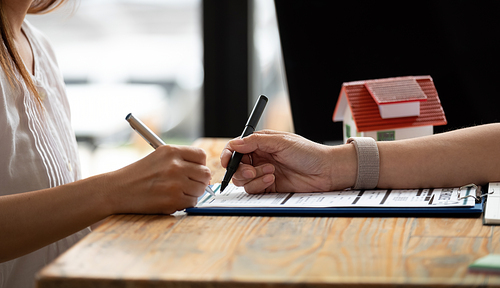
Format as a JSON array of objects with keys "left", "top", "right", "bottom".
[{"left": 107, "top": 145, "right": 211, "bottom": 214}]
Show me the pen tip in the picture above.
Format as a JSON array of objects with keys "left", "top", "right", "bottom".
[
  {"left": 205, "top": 185, "right": 215, "bottom": 196},
  {"left": 220, "top": 182, "right": 228, "bottom": 192}
]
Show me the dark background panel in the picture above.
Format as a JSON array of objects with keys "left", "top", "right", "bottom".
[
  {"left": 203, "top": 0, "right": 250, "bottom": 137},
  {"left": 274, "top": 0, "right": 500, "bottom": 143}
]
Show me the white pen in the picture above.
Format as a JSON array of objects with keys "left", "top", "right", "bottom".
[
  {"left": 126, "top": 113, "right": 165, "bottom": 149},
  {"left": 125, "top": 113, "right": 215, "bottom": 196}
]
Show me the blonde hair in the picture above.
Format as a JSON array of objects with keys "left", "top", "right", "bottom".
[{"left": 0, "top": 0, "right": 67, "bottom": 103}]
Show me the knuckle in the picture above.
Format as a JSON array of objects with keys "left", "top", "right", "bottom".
[
  {"left": 156, "top": 144, "right": 175, "bottom": 157},
  {"left": 202, "top": 166, "right": 211, "bottom": 179},
  {"left": 258, "top": 129, "right": 274, "bottom": 135},
  {"left": 168, "top": 145, "right": 181, "bottom": 155},
  {"left": 197, "top": 147, "right": 207, "bottom": 158},
  {"left": 165, "top": 160, "right": 182, "bottom": 175}
]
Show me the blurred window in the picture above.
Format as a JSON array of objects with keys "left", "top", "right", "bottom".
[
  {"left": 27, "top": 0, "right": 202, "bottom": 177},
  {"left": 252, "top": 0, "right": 293, "bottom": 133}
]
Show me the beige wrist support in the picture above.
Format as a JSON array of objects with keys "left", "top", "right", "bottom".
[{"left": 346, "top": 137, "right": 379, "bottom": 190}]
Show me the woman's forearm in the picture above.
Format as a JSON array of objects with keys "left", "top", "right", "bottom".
[
  {"left": 0, "top": 144, "right": 210, "bottom": 263},
  {"left": 0, "top": 174, "right": 111, "bottom": 263},
  {"left": 377, "top": 123, "right": 500, "bottom": 188}
]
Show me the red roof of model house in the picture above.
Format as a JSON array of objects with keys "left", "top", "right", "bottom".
[{"left": 333, "top": 75, "right": 447, "bottom": 132}]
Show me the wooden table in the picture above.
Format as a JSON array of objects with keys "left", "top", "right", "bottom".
[{"left": 37, "top": 138, "right": 500, "bottom": 287}]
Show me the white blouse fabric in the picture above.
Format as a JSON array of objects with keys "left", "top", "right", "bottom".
[{"left": 0, "top": 21, "right": 90, "bottom": 288}]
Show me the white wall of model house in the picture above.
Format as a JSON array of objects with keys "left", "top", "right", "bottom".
[{"left": 341, "top": 106, "right": 434, "bottom": 143}]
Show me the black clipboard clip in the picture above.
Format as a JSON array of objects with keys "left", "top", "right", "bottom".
[{"left": 458, "top": 184, "right": 491, "bottom": 203}]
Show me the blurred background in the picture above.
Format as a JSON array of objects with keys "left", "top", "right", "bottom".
[
  {"left": 28, "top": 0, "right": 500, "bottom": 179},
  {"left": 27, "top": 0, "right": 292, "bottom": 178}
]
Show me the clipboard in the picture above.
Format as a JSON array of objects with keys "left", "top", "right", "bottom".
[
  {"left": 185, "top": 202, "right": 484, "bottom": 217},
  {"left": 185, "top": 185, "right": 485, "bottom": 217}
]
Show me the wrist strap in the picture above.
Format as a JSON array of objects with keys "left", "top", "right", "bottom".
[{"left": 347, "top": 137, "right": 379, "bottom": 190}]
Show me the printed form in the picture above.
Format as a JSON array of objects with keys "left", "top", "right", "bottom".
[{"left": 196, "top": 184, "right": 476, "bottom": 208}]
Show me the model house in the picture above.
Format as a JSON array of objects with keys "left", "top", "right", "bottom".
[{"left": 333, "top": 75, "right": 447, "bottom": 142}]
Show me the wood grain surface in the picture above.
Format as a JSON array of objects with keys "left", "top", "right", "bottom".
[{"left": 37, "top": 138, "right": 500, "bottom": 288}]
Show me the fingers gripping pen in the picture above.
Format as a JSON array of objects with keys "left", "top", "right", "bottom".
[
  {"left": 126, "top": 113, "right": 215, "bottom": 196},
  {"left": 220, "top": 95, "right": 268, "bottom": 192}
]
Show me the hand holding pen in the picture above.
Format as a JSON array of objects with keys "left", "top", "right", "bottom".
[
  {"left": 126, "top": 113, "right": 215, "bottom": 196},
  {"left": 220, "top": 129, "right": 347, "bottom": 194},
  {"left": 220, "top": 95, "right": 268, "bottom": 192}
]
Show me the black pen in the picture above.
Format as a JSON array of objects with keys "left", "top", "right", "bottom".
[{"left": 220, "top": 95, "right": 268, "bottom": 192}]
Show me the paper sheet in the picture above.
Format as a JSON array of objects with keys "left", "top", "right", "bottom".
[{"left": 196, "top": 184, "right": 476, "bottom": 208}]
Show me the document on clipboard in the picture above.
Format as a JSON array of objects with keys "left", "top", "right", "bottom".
[{"left": 185, "top": 183, "right": 483, "bottom": 216}]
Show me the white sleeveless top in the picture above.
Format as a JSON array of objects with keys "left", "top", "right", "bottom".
[{"left": 0, "top": 21, "right": 90, "bottom": 288}]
